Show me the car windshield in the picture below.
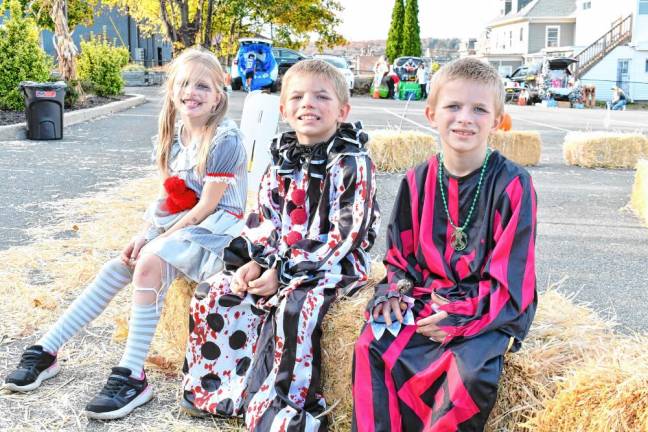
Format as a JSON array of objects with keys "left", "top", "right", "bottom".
[{"left": 320, "top": 57, "right": 347, "bottom": 69}]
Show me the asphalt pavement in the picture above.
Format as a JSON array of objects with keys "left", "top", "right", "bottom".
[{"left": 2, "top": 87, "right": 647, "bottom": 332}]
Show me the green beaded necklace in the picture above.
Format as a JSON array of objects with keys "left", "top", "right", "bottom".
[{"left": 438, "top": 148, "right": 492, "bottom": 251}]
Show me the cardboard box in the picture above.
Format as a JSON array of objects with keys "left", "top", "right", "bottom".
[{"left": 557, "top": 101, "right": 571, "bottom": 108}]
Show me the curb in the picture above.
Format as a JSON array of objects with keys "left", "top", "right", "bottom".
[{"left": 0, "top": 94, "right": 147, "bottom": 141}]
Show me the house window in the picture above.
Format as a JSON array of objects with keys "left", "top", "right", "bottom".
[
  {"left": 509, "top": 31, "right": 513, "bottom": 47},
  {"left": 546, "top": 26, "right": 560, "bottom": 48},
  {"left": 520, "top": 27, "right": 524, "bottom": 41},
  {"left": 583, "top": 1, "right": 591, "bottom": 9},
  {"left": 645, "top": 59, "right": 648, "bottom": 73},
  {"left": 640, "top": 0, "right": 648, "bottom": 14}
]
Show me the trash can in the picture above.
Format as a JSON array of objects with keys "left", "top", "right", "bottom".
[{"left": 20, "top": 81, "right": 67, "bottom": 140}]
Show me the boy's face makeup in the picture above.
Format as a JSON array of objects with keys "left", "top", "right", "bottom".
[
  {"left": 425, "top": 79, "right": 501, "bottom": 168},
  {"left": 280, "top": 74, "right": 350, "bottom": 145},
  {"left": 173, "top": 63, "right": 221, "bottom": 123}
]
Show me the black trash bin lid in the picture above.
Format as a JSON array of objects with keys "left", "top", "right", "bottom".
[{"left": 19, "top": 81, "right": 67, "bottom": 89}]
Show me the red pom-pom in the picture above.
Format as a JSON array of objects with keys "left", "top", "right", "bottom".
[
  {"left": 162, "top": 176, "right": 198, "bottom": 214},
  {"left": 291, "top": 189, "right": 306, "bottom": 206},
  {"left": 285, "top": 231, "right": 302, "bottom": 246},
  {"left": 290, "top": 208, "right": 308, "bottom": 225},
  {"left": 164, "top": 176, "right": 187, "bottom": 194}
]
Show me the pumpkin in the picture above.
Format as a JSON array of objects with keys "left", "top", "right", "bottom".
[{"left": 499, "top": 112, "right": 512, "bottom": 131}]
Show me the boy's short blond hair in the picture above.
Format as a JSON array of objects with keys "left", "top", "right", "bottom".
[
  {"left": 427, "top": 58, "right": 505, "bottom": 116},
  {"left": 280, "top": 59, "right": 350, "bottom": 106}
]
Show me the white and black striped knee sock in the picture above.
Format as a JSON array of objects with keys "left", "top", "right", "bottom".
[{"left": 38, "top": 259, "right": 132, "bottom": 354}]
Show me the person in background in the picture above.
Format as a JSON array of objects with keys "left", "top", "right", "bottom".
[
  {"left": 416, "top": 62, "right": 428, "bottom": 99},
  {"left": 244, "top": 52, "right": 256, "bottom": 91},
  {"left": 609, "top": 86, "right": 627, "bottom": 110}
]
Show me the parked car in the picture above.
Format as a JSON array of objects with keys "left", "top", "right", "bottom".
[
  {"left": 393, "top": 56, "right": 425, "bottom": 82},
  {"left": 505, "top": 58, "right": 577, "bottom": 104},
  {"left": 313, "top": 54, "right": 355, "bottom": 92},
  {"left": 230, "top": 38, "right": 278, "bottom": 91},
  {"left": 272, "top": 47, "right": 310, "bottom": 76}
]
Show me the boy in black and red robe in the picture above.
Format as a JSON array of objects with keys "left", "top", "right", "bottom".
[{"left": 352, "top": 57, "right": 537, "bottom": 432}]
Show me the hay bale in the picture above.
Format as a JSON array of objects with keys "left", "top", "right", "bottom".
[
  {"left": 528, "top": 337, "right": 648, "bottom": 432},
  {"left": 113, "top": 278, "right": 195, "bottom": 372},
  {"left": 488, "top": 130, "right": 542, "bottom": 166},
  {"left": 321, "top": 263, "right": 385, "bottom": 430},
  {"left": 631, "top": 159, "right": 648, "bottom": 227},
  {"left": 367, "top": 130, "right": 437, "bottom": 172},
  {"left": 563, "top": 132, "right": 648, "bottom": 169}
]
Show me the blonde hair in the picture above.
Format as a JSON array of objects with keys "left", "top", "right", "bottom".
[
  {"left": 427, "top": 57, "right": 505, "bottom": 116},
  {"left": 280, "top": 59, "right": 349, "bottom": 106},
  {"left": 157, "top": 47, "right": 228, "bottom": 177}
]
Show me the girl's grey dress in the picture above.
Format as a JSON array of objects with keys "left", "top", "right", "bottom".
[{"left": 143, "top": 118, "right": 247, "bottom": 282}]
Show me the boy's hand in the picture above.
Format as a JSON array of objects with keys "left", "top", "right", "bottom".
[
  {"left": 416, "top": 311, "right": 449, "bottom": 342},
  {"left": 231, "top": 261, "right": 263, "bottom": 296},
  {"left": 247, "top": 268, "right": 279, "bottom": 297},
  {"left": 372, "top": 298, "right": 408, "bottom": 326}
]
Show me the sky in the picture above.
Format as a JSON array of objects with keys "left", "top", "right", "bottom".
[{"left": 337, "top": 0, "right": 501, "bottom": 41}]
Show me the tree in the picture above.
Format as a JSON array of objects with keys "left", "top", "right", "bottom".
[
  {"left": 103, "top": 0, "right": 346, "bottom": 58},
  {"left": 48, "top": 0, "right": 83, "bottom": 99},
  {"left": 401, "top": 0, "right": 421, "bottom": 57},
  {"left": 12, "top": 0, "right": 98, "bottom": 31},
  {"left": 385, "top": 0, "right": 404, "bottom": 63}
]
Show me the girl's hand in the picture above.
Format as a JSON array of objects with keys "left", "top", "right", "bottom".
[
  {"left": 372, "top": 298, "right": 408, "bottom": 326},
  {"left": 247, "top": 268, "right": 279, "bottom": 297},
  {"left": 121, "top": 236, "right": 148, "bottom": 268},
  {"left": 231, "top": 261, "right": 263, "bottom": 296}
]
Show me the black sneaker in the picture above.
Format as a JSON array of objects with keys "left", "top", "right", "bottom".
[
  {"left": 85, "top": 367, "right": 153, "bottom": 420},
  {"left": 179, "top": 390, "right": 209, "bottom": 418},
  {"left": 4, "top": 345, "right": 60, "bottom": 392}
]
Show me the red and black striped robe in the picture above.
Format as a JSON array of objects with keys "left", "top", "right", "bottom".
[{"left": 352, "top": 150, "right": 537, "bottom": 432}]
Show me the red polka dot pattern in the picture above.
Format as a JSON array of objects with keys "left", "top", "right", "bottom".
[{"left": 291, "top": 189, "right": 306, "bottom": 206}]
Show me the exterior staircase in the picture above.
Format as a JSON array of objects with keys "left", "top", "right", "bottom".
[{"left": 574, "top": 14, "right": 632, "bottom": 78}]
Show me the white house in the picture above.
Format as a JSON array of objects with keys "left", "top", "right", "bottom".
[
  {"left": 478, "top": 0, "right": 577, "bottom": 76},
  {"left": 573, "top": 0, "right": 648, "bottom": 101}
]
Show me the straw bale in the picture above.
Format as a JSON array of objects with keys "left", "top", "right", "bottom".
[
  {"left": 563, "top": 132, "right": 648, "bottom": 169},
  {"left": 320, "top": 262, "right": 386, "bottom": 430},
  {"left": 529, "top": 337, "right": 648, "bottom": 432},
  {"left": 631, "top": 159, "right": 648, "bottom": 227},
  {"left": 488, "top": 130, "right": 542, "bottom": 166},
  {"left": 367, "top": 130, "right": 437, "bottom": 172}
]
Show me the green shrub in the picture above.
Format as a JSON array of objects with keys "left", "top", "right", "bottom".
[
  {"left": 0, "top": 0, "right": 53, "bottom": 110},
  {"left": 78, "top": 31, "right": 129, "bottom": 96}
]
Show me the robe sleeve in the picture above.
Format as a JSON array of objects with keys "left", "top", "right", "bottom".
[
  {"left": 439, "top": 174, "right": 538, "bottom": 345},
  {"left": 373, "top": 174, "right": 422, "bottom": 300}
]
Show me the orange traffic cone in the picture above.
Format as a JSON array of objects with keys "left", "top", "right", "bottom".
[{"left": 372, "top": 86, "right": 380, "bottom": 99}]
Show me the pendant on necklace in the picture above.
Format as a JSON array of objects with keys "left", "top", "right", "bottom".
[{"left": 450, "top": 228, "right": 468, "bottom": 251}]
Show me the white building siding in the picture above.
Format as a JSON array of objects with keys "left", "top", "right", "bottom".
[
  {"left": 574, "top": 0, "right": 633, "bottom": 46},
  {"left": 581, "top": 45, "right": 648, "bottom": 101},
  {"left": 489, "top": 23, "right": 530, "bottom": 54},
  {"left": 635, "top": 0, "right": 648, "bottom": 45}
]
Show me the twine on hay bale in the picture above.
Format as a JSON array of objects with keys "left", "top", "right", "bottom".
[
  {"left": 563, "top": 132, "right": 648, "bottom": 169},
  {"left": 488, "top": 130, "right": 542, "bottom": 166},
  {"left": 631, "top": 159, "right": 648, "bottom": 227},
  {"left": 367, "top": 130, "right": 437, "bottom": 172}
]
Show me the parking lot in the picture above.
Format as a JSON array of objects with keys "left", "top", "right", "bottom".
[{"left": 2, "top": 88, "right": 647, "bottom": 332}]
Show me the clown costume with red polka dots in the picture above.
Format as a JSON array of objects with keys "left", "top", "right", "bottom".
[{"left": 181, "top": 59, "right": 380, "bottom": 431}]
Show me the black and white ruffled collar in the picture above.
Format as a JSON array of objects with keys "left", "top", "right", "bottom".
[{"left": 271, "top": 122, "right": 369, "bottom": 179}]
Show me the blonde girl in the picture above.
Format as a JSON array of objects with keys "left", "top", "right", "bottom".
[{"left": 3, "top": 48, "right": 247, "bottom": 420}]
